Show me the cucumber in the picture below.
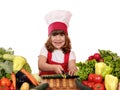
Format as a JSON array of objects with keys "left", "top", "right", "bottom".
[
  {"left": 75, "top": 79, "right": 91, "bottom": 90},
  {"left": 42, "top": 74, "right": 63, "bottom": 79},
  {"left": 30, "top": 82, "right": 49, "bottom": 90},
  {"left": 42, "top": 74, "right": 79, "bottom": 79}
]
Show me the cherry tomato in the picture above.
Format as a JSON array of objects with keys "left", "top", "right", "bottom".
[
  {"left": 93, "top": 83, "right": 105, "bottom": 90},
  {"left": 93, "top": 74, "right": 103, "bottom": 83},
  {"left": 0, "top": 77, "right": 11, "bottom": 87}
]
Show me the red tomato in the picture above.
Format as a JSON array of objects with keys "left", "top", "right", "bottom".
[
  {"left": 9, "top": 83, "right": 15, "bottom": 90},
  {"left": 82, "top": 80, "right": 89, "bottom": 86},
  {"left": 93, "top": 83, "right": 105, "bottom": 90},
  {"left": 87, "top": 81, "right": 95, "bottom": 88},
  {"left": 88, "top": 73, "right": 96, "bottom": 82},
  {"left": 0, "top": 85, "right": 10, "bottom": 90},
  {"left": 93, "top": 74, "right": 103, "bottom": 83},
  {"left": 0, "top": 77, "right": 11, "bottom": 87}
]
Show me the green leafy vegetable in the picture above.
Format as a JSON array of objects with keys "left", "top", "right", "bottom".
[
  {"left": 0, "top": 61, "right": 13, "bottom": 79},
  {"left": 98, "top": 49, "right": 120, "bottom": 81},
  {"left": 76, "top": 60, "right": 97, "bottom": 81},
  {"left": 0, "top": 47, "right": 6, "bottom": 55}
]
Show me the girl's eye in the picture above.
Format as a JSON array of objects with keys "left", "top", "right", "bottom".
[
  {"left": 52, "top": 34, "right": 56, "bottom": 36},
  {"left": 52, "top": 34, "right": 64, "bottom": 36},
  {"left": 60, "top": 34, "right": 64, "bottom": 36}
]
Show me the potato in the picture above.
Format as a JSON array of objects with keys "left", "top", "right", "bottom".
[{"left": 20, "top": 82, "right": 30, "bottom": 90}]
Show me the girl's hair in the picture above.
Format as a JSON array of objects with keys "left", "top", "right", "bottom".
[{"left": 45, "top": 30, "right": 71, "bottom": 53}]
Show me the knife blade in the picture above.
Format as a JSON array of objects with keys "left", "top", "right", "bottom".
[{"left": 61, "top": 70, "right": 67, "bottom": 78}]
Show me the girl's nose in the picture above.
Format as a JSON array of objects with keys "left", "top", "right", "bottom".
[{"left": 55, "top": 35, "right": 61, "bottom": 40}]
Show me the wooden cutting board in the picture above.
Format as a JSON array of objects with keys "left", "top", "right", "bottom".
[{"left": 42, "top": 78, "right": 79, "bottom": 90}]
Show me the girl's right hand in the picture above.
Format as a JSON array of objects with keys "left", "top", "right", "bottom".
[{"left": 53, "top": 65, "right": 64, "bottom": 74}]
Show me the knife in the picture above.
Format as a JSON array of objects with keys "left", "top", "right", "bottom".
[{"left": 61, "top": 70, "right": 67, "bottom": 78}]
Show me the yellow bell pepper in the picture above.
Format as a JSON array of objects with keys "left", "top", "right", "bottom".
[
  {"left": 105, "top": 74, "right": 118, "bottom": 90},
  {"left": 13, "top": 56, "right": 26, "bottom": 73},
  {"left": 95, "top": 62, "right": 106, "bottom": 75}
]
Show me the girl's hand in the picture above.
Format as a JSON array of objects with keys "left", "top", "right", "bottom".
[
  {"left": 68, "top": 60, "right": 78, "bottom": 76},
  {"left": 68, "top": 65, "right": 78, "bottom": 76},
  {"left": 53, "top": 65, "right": 64, "bottom": 74}
]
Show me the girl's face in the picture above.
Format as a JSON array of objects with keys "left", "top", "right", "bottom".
[{"left": 51, "top": 34, "right": 65, "bottom": 49}]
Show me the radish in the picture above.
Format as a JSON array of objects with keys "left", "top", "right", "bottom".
[
  {"left": 88, "top": 55, "right": 94, "bottom": 60},
  {"left": 93, "top": 53, "right": 101, "bottom": 61},
  {"left": 99, "top": 58, "right": 104, "bottom": 62}
]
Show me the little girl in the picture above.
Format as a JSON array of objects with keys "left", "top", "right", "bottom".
[{"left": 38, "top": 10, "right": 77, "bottom": 76}]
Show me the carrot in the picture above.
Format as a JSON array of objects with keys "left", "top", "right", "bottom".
[
  {"left": 20, "top": 68, "right": 39, "bottom": 86},
  {"left": 11, "top": 72, "right": 16, "bottom": 90}
]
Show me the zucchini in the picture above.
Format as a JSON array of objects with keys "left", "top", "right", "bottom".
[
  {"left": 30, "top": 82, "right": 49, "bottom": 90},
  {"left": 75, "top": 79, "right": 91, "bottom": 90}
]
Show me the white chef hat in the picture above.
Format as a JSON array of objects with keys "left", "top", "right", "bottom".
[{"left": 45, "top": 10, "right": 72, "bottom": 35}]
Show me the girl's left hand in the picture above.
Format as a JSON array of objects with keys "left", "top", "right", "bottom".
[{"left": 68, "top": 65, "right": 78, "bottom": 76}]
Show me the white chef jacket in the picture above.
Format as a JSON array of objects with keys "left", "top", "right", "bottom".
[{"left": 39, "top": 45, "right": 76, "bottom": 63}]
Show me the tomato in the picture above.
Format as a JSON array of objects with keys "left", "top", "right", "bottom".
[
  {"left": 87, "top": 81, "right": 94, "bottom": 88},
  {"left": 0, "top": 85, "right": 10, "bottom": 90},
  {"left": 93, "top": 74, "right": 103, "bottom": 83},
  {"left": 82, "top": 80, "right": 89, "bottom": 86},
  {"left": 88, "top": 73, "right": 96, "bottom": 82},
  {"left": 0, "top": 77, "right": 11, "bottom": 87},
  {"left": 9, "top": 83, "right": 15, "bottom": 90},
  {"left": 93, "top": 83, "right": 105, "bottom": 90}
]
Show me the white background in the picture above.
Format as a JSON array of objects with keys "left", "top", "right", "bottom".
[{"left": 0, "top": 0, "right": 120, "bottom": 73}]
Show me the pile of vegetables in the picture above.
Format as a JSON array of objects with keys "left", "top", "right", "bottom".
[
  {"left": 0, "top": 47, "right": 42, "bottom": 90},
  {"left": 76, "top": 49, "right": 120, "bottom": 90},
  {"left": 0, "top": 47, "right": 31, "bottom": 78}
]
